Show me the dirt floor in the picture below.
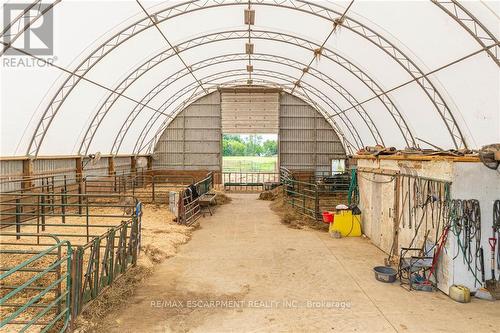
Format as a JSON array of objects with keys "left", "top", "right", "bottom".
[{"left": 82, "top": 193, "right": 499, "bottom": 333}]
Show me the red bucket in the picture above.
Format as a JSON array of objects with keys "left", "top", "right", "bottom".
[{"left": 322, "top": 211, "right": 334, "bottom": 224}]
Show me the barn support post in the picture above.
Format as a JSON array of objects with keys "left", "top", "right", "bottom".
[
  {"left": 22, "top": 158, "right": 34, "bottom": 191},
  {"left": 76, "top": 157, "right": 83, "bottom": 214},
  {"left": 108, "top": 156, "right": 115, "bottom": 176},
  {"left": 131, "top": 156, "right": 137, "bottom": 175}
]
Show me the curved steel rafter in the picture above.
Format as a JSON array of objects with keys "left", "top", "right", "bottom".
[
  {"left": 95, "top": 52, "right": 383, "bottom": 156},
  {"left": 131, "top": 68, "right": 367, "bottom": 156},
  {"left": 27, "top": 0, "right": 469, "bottom": 156},
  {"left": 81, "top": 29, "right": 414, "bottom": 155},
  {"left": 432, "top": 0, "right": 499, "bottom": 67},
  {"left": 130, "top": 72, "right": 357, "bottom": 154}
]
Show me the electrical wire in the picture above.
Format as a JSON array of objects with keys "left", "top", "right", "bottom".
[{"left": 357, "top": 172, "right": 395, "bottom": 184}]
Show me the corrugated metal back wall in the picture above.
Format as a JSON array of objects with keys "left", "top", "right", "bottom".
[
  {"left": 152, "top": 91, "right": 345, "bottom": 172},
  {"left": 279, "top": 93, "right": 345, "bottom": 173},
  {"left": 34, "top": 159, "right": 77, "bottom": 186},
  {"left": 0, "top": 160, "right": 24, "bottom": 192},
  {"left": 153, "top": 92, "right": 221, "bottom": 170}
]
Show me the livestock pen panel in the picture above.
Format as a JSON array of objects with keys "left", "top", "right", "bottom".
[{"left": 0, "top": 192, "right": 142, "bottom": 330}]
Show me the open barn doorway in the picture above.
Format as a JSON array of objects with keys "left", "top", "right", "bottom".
[
  {"left": 221, "top": 133, "right": 279, "bottom": 191},
  {"left": 220, "top": 88, "right": 281, "bottom": 191},
  {"left": 222, "top": 134, "right": 278, "bottom": 173}
]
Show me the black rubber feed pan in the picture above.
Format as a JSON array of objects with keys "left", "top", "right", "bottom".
[{"left": 373, "top": 266, "right": 397, "bottom": 283}]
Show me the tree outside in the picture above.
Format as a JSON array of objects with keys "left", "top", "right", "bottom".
[{"left": 222, "top": 134, "right": 278, "bottom": 172}]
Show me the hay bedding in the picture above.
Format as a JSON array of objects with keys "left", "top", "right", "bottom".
[
  {"left": 1, "top": 204, "right": 194, "bottom": 332},
  {"left": 259, "top": 186, "right": 336, "bottom": 231},
  {"left": 0, "top": 207, "right": 129, "bottom": 330},
  {"left": 73, "top": 203, "right": 194, "bottom": 331},
  {"left": 213, "top": 190, "right": 232, "bottom": 205}
]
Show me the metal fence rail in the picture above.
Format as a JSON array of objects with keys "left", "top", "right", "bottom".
[
  {"left": 0, "top": 192, "right": 137, "bottom": 242},
  {"left": 0, "top": 234, "right": 72, "bottom": 333},
  {"left": 279, "top": 167, "right": 349, "bottom": 221},
  {"left": 0, "top": 191, "right": 142, "bottom": 328},
  {"left": 72, "top": 216, "right": 140, "bottom": 315},
  {"left": 84, "top": 173, "right": 194, "bottom": 204},
  {"left": 178, "top": 173, "right": 214, "bottom": 226},
  {"left": 0, "top": 174, "right": 76, "bottom": 194},
  {"left": 0, "top": 170, "right": 216, "bottom": 329},
  {"left": 282, "top": 177, "right": 320, "bottom": 220},
  {"left": 223, "top": 172, "right": 280, "bottom": 191}
]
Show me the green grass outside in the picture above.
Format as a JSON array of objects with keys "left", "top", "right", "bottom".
[{"left": 222, "top": 156, "right": 278, "bottom": 172}]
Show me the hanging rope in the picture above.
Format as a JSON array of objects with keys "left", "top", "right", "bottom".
[
  {"left": 449, "top": 199, "right": 482, "bottom": 286},
  {"left": 347, "top": 168, "right": 359, "bottom": 206}
]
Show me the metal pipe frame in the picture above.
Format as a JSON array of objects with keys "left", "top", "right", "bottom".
[
  {"left": 432, "top": 0, "right": 499, "bottom": 67},
  {"left": 133, "top": 71, "right": 358, "bottom": 155},
  {"left": 131, "top": 70, "right": 359, "bottom": 154},
  {"left": 23, "top": 0, "right": 477, "bottom": 156},
  {"left": 134, "top": 70, "right": 363, "bottom": 152},
  {"left": 78, "top": 29, "right": 412, "bottom": 156},
  {"left": 100, "top": 52, "right": 382, "bottom": 157}
]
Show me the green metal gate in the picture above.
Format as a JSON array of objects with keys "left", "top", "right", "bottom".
[{"left": 0, "top": 233, "right": 72, "bottom": 332}]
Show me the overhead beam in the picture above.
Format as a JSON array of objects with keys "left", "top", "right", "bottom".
[
  {"left": 25, "top": 0, "right": 469, "bottom": 156},
  {"left": 131, "top": 69, "right": 364, "bottom": 155},
  {"left": 106, "top": 53, "right": 377, "bottom": 156},
  {"left": 79, "top": 30, "right": 412, "bottom": 156}
]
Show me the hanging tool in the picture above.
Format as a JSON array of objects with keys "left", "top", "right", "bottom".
[
  {"left": 427, "top": 224, "right": 451, "bottom": 284},
  {"left": 489, "top": 237, "right": 497, "bottom": 281},
  {"left": 449, "top": 199, "right": 482, "bottom": 285},
  {"left": 408, "top": 176, "right": 412, "bottom": 229},
  {"left": 493, "top": 200, "right": 500, "bottom": 272},
  {"left": 480, "top": 247, "right": 485, "bottom": 283}
]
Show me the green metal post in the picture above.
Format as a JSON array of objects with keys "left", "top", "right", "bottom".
[{"left": 15, "top": 198, "right": 21, "bottom": 239}]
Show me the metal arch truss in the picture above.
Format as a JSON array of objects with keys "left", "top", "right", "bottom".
[
  {"left": 109, "top": 53, "right": 371, "bottom": 155},
  {"left": 148, "top": 78, "right": 355, "bottom": 156},
  {"left": 26, "top": 0, "right": 472, "bottom": 157},
  {"left": 133, "top": 73, "right": 357, "bottom": 156},
  {"left": 125, "top": 67, "right": 364, "bottom": 156},
  {"left": 86, "top": 52, "right": 382, "bottom": 156},
  {"left": 0, "top": 0, "right": 60, "bottom": 56},
  {"left": 432, "top": 0, "right": 499, "bottom": 67},
  {"left": 81, "top": 29, "right": 414, "bottom": 156},
  {"left": 107, "top": 53, "right": 367, "bottom": 155}
]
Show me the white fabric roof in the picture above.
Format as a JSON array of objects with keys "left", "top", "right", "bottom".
[{"left": 0, "top": 0, "right": 498, "bottom": 156}]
